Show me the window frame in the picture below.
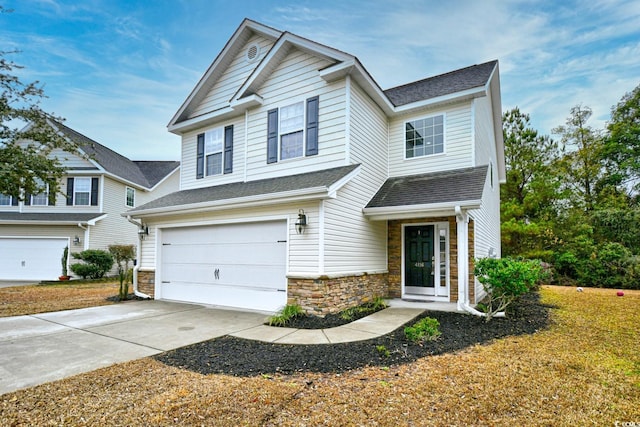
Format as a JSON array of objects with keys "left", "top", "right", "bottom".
[
  {"left": 73, "top": 177, "right": 92, "bottom": 206},
  {"left": 404, "top": 113, "right": 446, "bottom": 160},
  {"left": 125, "top": 186, "right": 135, "bottom": 208},
  {"left": 30, "top": 180, "right": 49, "bottom": 206},
  {"left": 0, "top": 194, "right": 13, "bottom": 206},
  {"left": 278, "top": 100, "right": 305, "bottom": 161},
  {"left": 204, "top": 127, "right": 224, "bottom": 176}
]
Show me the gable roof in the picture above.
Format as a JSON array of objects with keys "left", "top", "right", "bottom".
[
  {"left": 168, "top": 19, "right": 501, "bottom": 133},
  {"left": 51, "top": 121, "right": 179, "bottom": 190},
  {"left": 363, "top": 166, "right": 488, "bottom": 219},
  {"left": 384, "top": 61, "right": 498, "bottom": 107},
  {"left": 127, "top": 164, "right": 360, "bottom": 217}
]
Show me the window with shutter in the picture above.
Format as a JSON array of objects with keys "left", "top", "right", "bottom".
[{"left": 267, "top": 96, "right": 320, "bottom": 163}]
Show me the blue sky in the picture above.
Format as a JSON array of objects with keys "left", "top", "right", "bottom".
[{"left": 2, "top": 0, "right": 639, "bottom": 161}]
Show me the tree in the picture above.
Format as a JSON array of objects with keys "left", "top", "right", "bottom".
[
  {"left": 605, "top": 84, "right": 640, "bottom": 196},
  {"left": 0, "top": 8, "right": 81, "bottom": 200},
  {"left": 553, "top": 105, "right": 606, "bottom": 212},
  {"left": 108, "top": 245, "right": 136, "bottom": 301},
  {"left": 501, "top": 108, "right": 561, "bottom": 258}
]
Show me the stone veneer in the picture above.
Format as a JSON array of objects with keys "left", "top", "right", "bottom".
[
  {"left": 287, "top": 273, "right": 388, "bottom": 316},
  {"left": 136, "top": 270, "right": 155, "bottom": 297},
  {"left": 468, "top": 219, "right": 476, "bottom": 304},
  {"left": 387, "top": 217, "right": 459, "bottom": 302}
]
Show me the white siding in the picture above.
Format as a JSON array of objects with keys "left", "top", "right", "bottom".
[
  {"left": 189, "top": 34, "right": 275, "bottom": 118},
  {"left": 322, "top": 80, "right": 388, "bottom": 274},
  {"left": 89, "top": 176, "right": 138, "bottom": 251},
  {"left": 138, "top": 202, "right": 320, "bottom": 275},
  {"left": 0, "top": 225, "right": 81, "bottom": 257},
  {"left": 21, "top": 175, "right": 101, "bottom": 214},
  {"left": 469, "top": 96, "right": 501, "bottom": 303},
  {"left": 137, "top": 170, "right": 180, "bottom": 206},
  {"left": 388, "top": 103, "right": 474, "bottom": 177},
  {"left": 244, "top": 48, "right": 347, "bottom": 180},
  {"left": 51, "top": 148, "right": 96, "bottom": 169},
  {"left": 180, "top": 117, "right": 246, "bottom": 190}
]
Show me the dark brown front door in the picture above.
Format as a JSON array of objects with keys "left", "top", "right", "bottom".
[{"left": 404, "top": 225, "right": 434, "bottom": 295}]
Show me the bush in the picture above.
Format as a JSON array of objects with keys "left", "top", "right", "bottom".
[
  {"left": 474, "top": 257, "right": 546, "bottom": 321},
  {"left": 579, "top": 242, "right": 636, "bottom": 289},
  {"left": 108, "top": 244, "right": 136, "bottom": 301},
  {"left": 268, "top": 304, "right": 304, "bottom": 327},
  {"left": 70, "top": 249, "right": 114, "bottom": 279},
  {"left": 404, "top": 317, "right": 441, "bottom": 343}
]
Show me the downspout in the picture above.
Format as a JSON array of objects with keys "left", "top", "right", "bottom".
[
  {"left": 126, "top": 215, "right": 151, "bottom": 299},
  {"left": 455, "top": 206, "right": 504, "bottom": 318}
]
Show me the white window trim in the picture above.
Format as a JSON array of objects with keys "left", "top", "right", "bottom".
[
  {"left": 204, "top": 127, "right": 224, "bottom": 176},
  {"left": 0, "top": 194, "right": 13, "bottom": 206},
  {"left": 278, "top": 100, "right": 306, "bottom": 161},
  {"left": 31, "top": 182, "right": 49, "bottom": 206},
  {"left": 125, "top": 186, "right": 135, "bottom": 207},
  {"left": 403, "top": 112, "right": 447, "bottom": 160},
  {"left": 73, "top": 177, "right": 92, "bottom": 206}
]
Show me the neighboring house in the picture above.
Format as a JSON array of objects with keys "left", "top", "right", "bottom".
[
  {"left": 127, "top": 19, "right": 505, "bottom": 314},
  {"left": 0, "top": 120, "right": 180, "bottom": 281}
]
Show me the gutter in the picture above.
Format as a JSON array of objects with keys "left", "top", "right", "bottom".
[{"left": 125, "top": 215, "right": 151, "bottom": 299}]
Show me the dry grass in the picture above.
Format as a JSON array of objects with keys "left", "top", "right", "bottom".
[
  {"left": 0, "top": 281, "right": 119, "bottom": 317},
  {"left": 1, "top": 285, "right": 639, "bottom": 426}
]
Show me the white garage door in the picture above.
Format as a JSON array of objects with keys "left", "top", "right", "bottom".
[
  {"left": 160, "top": 220, "right": 287, "bottom": 312},
  {"left": 0, "top": 237, "right": 68, "bottom": 281}
]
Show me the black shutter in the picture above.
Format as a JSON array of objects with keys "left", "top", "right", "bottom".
[
  {"left": 11, "top": 195, "right": 18, "bottom": 206},
  {"left": 24, "top": 193, "right": 31, "bottom": 206},
  {"left": 90, "top": 177, "right": 99, "bottom": 206},
  {"left": 267, "top": 108, "right": 278, "bottom": 164},
  {"left": 224, "top": 125, "right": 234, "bottom": 174},
  {"left": 66, "top": 178, "right": 74, "bottom": 205},
  {"left": 196, "top": 133, "right": 205, "bottom": 179},
  {"left": 305, "top": 96, "right": 319, "bottom": 156},
  {"left": 48, "top": 186, "right": 56, "bottom": 206}
]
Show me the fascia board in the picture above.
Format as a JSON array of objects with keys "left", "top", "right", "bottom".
[
  {"left": 391, "top": 87, "right": 487, "bottom": 116},
  {"left": 126, "top": 186, "right": 332, "bottom": 218},
  {"left": 326, "top": 164, "right": 361, "bottom": 197},
  {"left": 168, "top": 106, "right": 235, "bottom": 134},
  {"left": 362, "top": 200, "right": 482, "bottom": 220},
  {"left": 147, "top": 166, "right": 181, "bottom": 192}
]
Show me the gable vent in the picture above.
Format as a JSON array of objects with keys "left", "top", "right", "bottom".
[{"left": 246, "top": 44, "right": 260, "bottom": 62}]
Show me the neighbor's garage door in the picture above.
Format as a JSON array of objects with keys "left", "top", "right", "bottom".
[
  {"left": 160, "top": 221, "right": 287, "bottom": 312},
  {"left": 0, "top": 237, "right": 68, "bottom": 281}
]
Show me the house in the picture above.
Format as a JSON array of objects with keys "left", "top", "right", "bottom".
[
  {"left": 126, "top": 19, "right": 505, "bottom": 314},
  {"left": 0, "top": 120, "right": 180, "bottom": 281}
]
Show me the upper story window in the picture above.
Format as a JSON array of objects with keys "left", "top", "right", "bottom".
[
  {"left": 267, "top": 96, "right": 319, "bottom": 164},
  {"left": 126, "top": 187, "right": 135, "bottom": 207},
  {"left": 0, "top": 194, "right": 14, "bottom": 206},
  {"left": 196, "top": 125, "right": 233, "bottom": 179},
  {"left": 405, "top": 114, "right": 444, "bottom": 159},
  {"left": 66, "top": 177, "right": 99, "bottom": 206},
  {"left": 30, "top": 179, "right": 49, "bottom": 206}
]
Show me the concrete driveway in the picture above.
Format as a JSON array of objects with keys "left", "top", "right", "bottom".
[{"left": 0, "top": 300, "right": 268, "bottom": 395}]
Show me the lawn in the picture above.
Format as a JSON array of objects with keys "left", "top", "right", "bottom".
[
  {"left": 0, "top": 281, "right": 120, "bottom": 317},
  {"left": 1, "top": 285, "right": 638, "bottom": 426}
]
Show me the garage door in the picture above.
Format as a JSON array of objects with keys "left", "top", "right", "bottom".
[
  {"left": 0, "top": 237, "right": 68, "bottom": 281},
  {"left": 160, "top": 221, "right": 287, "bottom": 312}
]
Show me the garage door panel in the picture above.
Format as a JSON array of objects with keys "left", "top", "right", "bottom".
[
  {"left": 0, "top": 238, "right": 68, "bottom": 281},
  {"left": 163, "top": 241, "right": 285, "bottom": 265},
  {"left": 159, "top": 221, "right": 287, "bottom": 312}
]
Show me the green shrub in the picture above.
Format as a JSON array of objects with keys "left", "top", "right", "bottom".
[
  {"left": 474, "top": 257, "right": 546, "bottom": 321},
  {"left": 404, "top": 317, "right": 441, "bottom": 343},
  {"left": 108, "top": 244, "right": 136, "bottom": 301},
  {"left": 579, "top": 242, "right": 636, "bottom": 289},
  {"left": 71, "top": 249, "right": 113, "bottom": 279},
  {"left": 268, "top": 304, "right": 304, "bottom": 327},
  {"left": 340, "top": 297, "right": 388, "bottom": 321},
  {"left": 69, "top": 263, "right": 103, "bottom": 279},
  {"left": 376, "top": 345, "right": 390, "bottom": 357}
]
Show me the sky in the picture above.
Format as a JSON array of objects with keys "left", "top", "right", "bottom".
[{"left": 1, "top": 0, "right": 639, "bottom": 161}]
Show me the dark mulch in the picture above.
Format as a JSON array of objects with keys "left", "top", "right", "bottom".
[
  {"left": 105, "top": 293, "right": 148, "bottom": 302},
  {"left": 277, "top": 306, "right": 386, "bottom": 329},
  {"left": 155, "top": 292, "right": 552, "bottom": 377}
]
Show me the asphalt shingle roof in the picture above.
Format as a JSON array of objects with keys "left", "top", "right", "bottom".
[
  {"left": 130, "top": 164, "right": 360, "bottom": 213},
  {"left": 53, "top": 121, "right": 179, "bottom": 189},
  {"left": 384, "top": 60, "right": 498, "bottom": 107},
  {"left": 0, "top": 212, "right": 105, "bottom": 223},
  {"left": 366, "top": 166, "right": 488, "bottom": 209}
]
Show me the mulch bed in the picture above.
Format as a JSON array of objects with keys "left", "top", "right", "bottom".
[{"left": 155, "top": 292, "right": 552, "bottom": 377}]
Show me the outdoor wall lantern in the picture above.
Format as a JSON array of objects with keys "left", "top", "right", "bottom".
[
  {"left": 138, "top": 224, "right": 149, "bottom": 239},
  {"left": 73, "top": 235, "right": 81, "bottom": 246},
  {"left": 295, "top": 209, "right": 307, "bottom": 234}
]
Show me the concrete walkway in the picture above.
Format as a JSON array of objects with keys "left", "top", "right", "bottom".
[{"left": 0, "top": 300, "right": 426, "bottom": 395}]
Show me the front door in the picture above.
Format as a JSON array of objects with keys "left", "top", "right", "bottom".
[{"left": 403, "top": 224, "right": 449, "bottom": 298}]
